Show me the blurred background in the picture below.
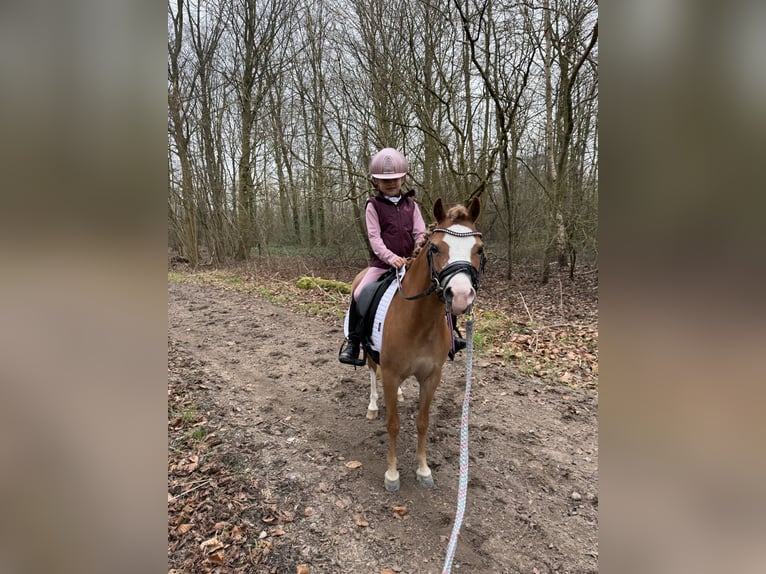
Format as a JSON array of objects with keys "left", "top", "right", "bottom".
[{"left": 0, "top": 0, "right": 764, "bottom": 572}]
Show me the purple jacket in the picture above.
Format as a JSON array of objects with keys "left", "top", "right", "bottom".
[{"left": 365, "top": 192, "right": 426, "bottom": 269}]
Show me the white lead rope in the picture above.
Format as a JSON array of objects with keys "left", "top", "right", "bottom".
[{"left": 441, "top": 311, "right": 475, "bottom": 573}]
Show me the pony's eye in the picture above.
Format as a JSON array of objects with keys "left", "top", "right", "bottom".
[
  {"left": 476, "top": 246, "right": 484, "bottom": 255},
  {"left": 429, "top": 243, "right": 439, "bottom": 254}
]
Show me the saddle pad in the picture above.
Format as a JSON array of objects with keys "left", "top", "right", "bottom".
[{"left": 369, "top": 278, "right": 398, "bottom": 353}]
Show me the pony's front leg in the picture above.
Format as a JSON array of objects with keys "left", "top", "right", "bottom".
[
  {"left": 383, "top": 376, "right": 402, "bottom": 492},
  {"left": 415, "top": 372, "right": 441, "bottom": 488},
  {"left": 366, "top": 366, "right": 379, "bottom": 420},
  {"left": 368, "top": 367, "right": 402, "bottom": 420}
]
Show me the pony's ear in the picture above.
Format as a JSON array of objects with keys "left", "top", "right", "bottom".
[
  {"left": 433, "top": 198, "right": 446, "bottom": 222},
  {"left": 467, "top": 197, "right": 481, "bottom": 222}
]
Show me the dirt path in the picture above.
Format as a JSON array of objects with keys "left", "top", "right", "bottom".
[{"left": 168, "top": 279, "right": 598, "bottom": 574}]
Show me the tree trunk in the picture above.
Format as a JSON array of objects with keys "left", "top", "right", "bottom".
[{"left": 168, "top": 0, "right": 199, "bottom": 268}]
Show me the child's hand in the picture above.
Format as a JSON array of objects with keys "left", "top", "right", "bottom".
[{"left": 391, "top": 256, "right": 407, "bottom": 269}]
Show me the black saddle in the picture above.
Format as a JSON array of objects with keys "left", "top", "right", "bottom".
[{"left": 356, "top": 268, "right": 397, "bottom": 364}]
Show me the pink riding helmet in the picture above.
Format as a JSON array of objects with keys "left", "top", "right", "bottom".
[{"left": 369, "top": 148, "right": 408, "bottom": 179}]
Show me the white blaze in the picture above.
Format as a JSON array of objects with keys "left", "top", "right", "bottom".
[{"left": 441, "top": 225, "right": 477, "bottom": 314}]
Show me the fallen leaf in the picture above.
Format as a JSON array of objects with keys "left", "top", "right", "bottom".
[
  {"left": 353, "top": 514, "right": 369, "bottom": 527},
  {"left": 182, "top": 454, "right": 200, "bottom": 474},
  {"left": 279, "top": 510, "right": 295, "bottom": 522},
  {"left": 303, "top": 507, "right": 315, "bottom": 516},
  {"left": 392, "top": 505, "right": 408, "bottom": 517},
  {"left": 335, "top": 497, "right": 351, "bottom": 508},
  {"left": 168, "top": 492, "right": 176, "bottom": 503},
  {"left": 344, "top": 460, "right": 363, "bottom": 469},
  {"left": 207, "top": 549, "right": 225, "bottom": 564},
  {"left": 200, "top": 537, "right": 224, "bottom": 553},
  {"left": 381, "top": 569, "right": 397, "bottom": 574},
  {"left": 252, "top": 538, "right": 273, "bottom": 562},
  {"left": 268, "top": 527, "right": 286, "bottom": 537},
  {"left": 176, "top": 523, "right": 193, "bottom": 534},
  {"left": 296, "top": 565, "right": 310, "bottom": 574},
  {"left": 214, "top": 521, "right": 229, "bottom": 530}
]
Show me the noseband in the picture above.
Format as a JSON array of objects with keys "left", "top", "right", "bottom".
[{"left": 397, "top": 227, "right": 486, "bottom": 302}]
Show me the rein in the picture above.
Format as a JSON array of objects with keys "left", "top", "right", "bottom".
[{"left": 396, "top": 227, "right": 485, "bottom": 302}]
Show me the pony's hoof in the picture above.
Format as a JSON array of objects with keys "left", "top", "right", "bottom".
[
  {"left": 384, "top": 475, "right": 400, "bottom": 492},
  {"left": 366, "top": 409, "right": 378, "bottom": 420},
  {"left": 416, "top": 473, "right": 434, "bottom": 488}
]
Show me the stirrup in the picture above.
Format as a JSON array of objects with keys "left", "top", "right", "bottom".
[{"left": 339, "top": 340, "right": 366, "bottom": 366}]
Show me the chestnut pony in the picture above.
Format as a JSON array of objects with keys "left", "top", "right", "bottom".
[{"left": 350, "top": 197, "right": 484, "bottom": 491}]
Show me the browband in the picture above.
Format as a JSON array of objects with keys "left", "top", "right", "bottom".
[{"left": 433, "top": 227, "right": 482, "bottom": 238}]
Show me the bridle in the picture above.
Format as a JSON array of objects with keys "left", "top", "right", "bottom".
[{"left": 396, "top": 227, "right": 486, "bottom": 302}]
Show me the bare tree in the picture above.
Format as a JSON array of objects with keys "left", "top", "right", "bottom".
[
  {"left": 227, "top": 0, "right": 294, "bottom": 259},
  {"left": 454, "top": 0, "right": 536, "bottom": 278},
  {"left": 168, "top": 0, "right": 199, "bottom": 266},
  {"left": 540, "top": 0, "right": 598, "bottom": 283},
  {"left": 186, "top": 0, "right": 235, "bottom": 264}
]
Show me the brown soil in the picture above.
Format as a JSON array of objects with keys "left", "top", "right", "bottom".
[{"left": 168, "top": 277, "right": 598, "bottom": 574}]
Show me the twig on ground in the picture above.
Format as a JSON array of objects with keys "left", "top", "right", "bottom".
[
  {"left": 519, "top": 291, "right": 541, "bottom": 353},
  {"left": 174, "top": 479, "right": 211, "bottom": 500},
  {"left": 518, "top": 292, "right": 534, "bottom": 324},
  {"left": 558, "top": 277, "right": 564, "bottom": 317},
  {"left": 277, "top": 418, "right": 300, "bottom": 431}
]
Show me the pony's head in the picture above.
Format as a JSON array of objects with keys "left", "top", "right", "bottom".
[{"left": 430, "top": 197, "right": 485, "bottom": 315}]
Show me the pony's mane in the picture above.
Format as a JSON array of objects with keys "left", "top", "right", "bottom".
[
  {"left": 409, "top": 224, "right": 435, "bottom": 262},
  {"left": 445, "top": 204, "right": 471, "bottom": 224}
]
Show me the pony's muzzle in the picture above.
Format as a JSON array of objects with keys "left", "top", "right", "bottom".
[{"left": 444, "top": 279, "right": 475, "bottom": 316}]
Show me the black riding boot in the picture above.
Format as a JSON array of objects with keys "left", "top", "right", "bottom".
[
  {"left": 450, "top": 314, "right": 467, "bottom": 359},
  {"left": 339, "top": 299, "right": 366, "bottom": 366},
  {"left": 453, "top": 314, "right": 468, "bottom": 352}
]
